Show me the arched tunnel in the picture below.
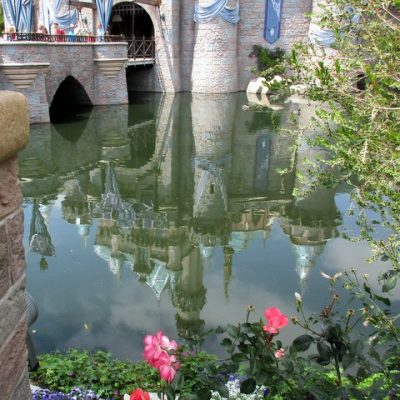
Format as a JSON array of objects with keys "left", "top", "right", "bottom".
[{"left": 49, "top": 76, "right": 93, "bottom": 123}]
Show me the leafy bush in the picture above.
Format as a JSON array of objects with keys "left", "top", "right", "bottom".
[
  {"left": 30, "top": 349, "right": 219, "bottom": 400},
  {"left": 30, "top": 349, "right": 160, "bottom": 399},
  {"left": 251, "top": 46, "right": 286, "bottom": 81}
]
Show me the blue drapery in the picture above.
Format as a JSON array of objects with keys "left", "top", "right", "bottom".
[
  {"left": 3, "top": 0, "right": 33, "bottom": 32},
  {"left": 96, "top": 0, "right": 113, "bottom": 34},
  {"left": 41, "top": 0, "right": 78, "bottom": 32},
  {"left": 264, "top": 0, "right": 283, "bottom": 44},
  {"left": 194, "top": 0, "right": 240, "bottom": 24}
]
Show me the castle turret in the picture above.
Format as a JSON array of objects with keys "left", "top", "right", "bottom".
[{"left": 191, "top": 0, "right": 239, "bottom": 92}]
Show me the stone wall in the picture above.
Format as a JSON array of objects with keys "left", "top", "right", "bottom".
[
  {"left": 0, "top": 42, "right": 128, "bottom": 123},
  {"left": 0, "top": 91, "right": 31, "bottom": 400}
]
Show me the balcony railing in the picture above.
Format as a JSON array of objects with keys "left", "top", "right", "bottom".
[
  {"left": 1, "top": 33, "right": 156, "bottom": 61},
  {"left": 1, "top": 32, "right": 123, "bottom": 43},
  {"left": 126, "top": 36, "right": 155, "bottom": 60}
]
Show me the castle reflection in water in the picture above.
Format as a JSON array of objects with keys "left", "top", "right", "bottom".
[{"left": 19, "top": 93, "right": 341, "bottom": 341}]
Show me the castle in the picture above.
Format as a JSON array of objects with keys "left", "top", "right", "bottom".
[{"left": 2, "top": 0, "right": 316, "bottom": 94}]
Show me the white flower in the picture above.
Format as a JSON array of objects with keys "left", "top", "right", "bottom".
[
  {"left": 321, "top": 272, "right": 331, "bottom": 279},
  {"left": 295, "top": 292, "right": 302, "bottom": 302}
]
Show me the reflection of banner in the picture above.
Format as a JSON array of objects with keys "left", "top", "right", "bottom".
[
  {"left": 264, "top": 0, "right": 283, "bottom": 44},
  {"left": 29, "top": 202, "right": 55, "bottom": 257}
]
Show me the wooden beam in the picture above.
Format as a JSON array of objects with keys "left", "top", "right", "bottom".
[
  {"left": 68, "top": 0, "right": 159, "bottom": 9},
  {"left": 134, "top": 0, "right": 160, "bottom": 6},
  {"left": 69, "top": 0, "right": 97, "bottom": 10}
]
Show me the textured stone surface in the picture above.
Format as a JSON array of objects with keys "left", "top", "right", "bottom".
[
  {"left": 0, "top": 317, "right": 28, "bottom": 400},
  {"left": 0, "top": 43, "right": 128, "bottom": 122},
  {"left": 0, "top": 91, "right": 29, "bottom": 161},
  {"left": 9, "top": 366, "right": 31, "bottom": 400},
  {"left": 0, "top": 156, "right": 23, "bottom": 220},
  {"left": 6, "top": 209, "right": 25, "bottom": 283},
  {"left": 0, "top": 87, "right": 30, "bottom": 400},
  {"left": 0, "top": 223, "right": 11, "bottom": 299},
  {"left": 0, "top": 275, "right": 26, "bottom": 348}
]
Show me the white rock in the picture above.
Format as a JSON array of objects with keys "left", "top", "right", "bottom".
[
  {"left": 246, "top": 92, "right": 284, "bottom": 110},
  {"left": 246, "top": 77, "right": 267, "bottom": 94},
  {"left": 290, "top": 84, "right": 308, "bottom": 95}
]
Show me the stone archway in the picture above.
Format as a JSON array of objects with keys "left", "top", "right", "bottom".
[
  {"left": 109, "top": 2, "right": 154, "bottom": 39},
  {"left": 49, "top": 75, "right": 93, "bottom": 124}
]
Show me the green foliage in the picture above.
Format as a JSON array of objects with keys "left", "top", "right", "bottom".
[
  {"left": 30, "top": 349, "right": 161, "bottom": 399},
  {"left": 0, "top": 5, "right": 4, "bottom": 32},
  {"left": 30, "top": 349, "right": 219, "bottom": 400},
  {"left": 289, "top": 0, "right": 400, "bottom": 273},
  {"left": 251, "top": 45, "right": 286, "bottom": 81}
]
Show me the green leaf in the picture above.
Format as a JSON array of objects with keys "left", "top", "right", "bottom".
[
  {"left": 165, "top": 385, "right": 175, "bottom": 400},
  {"left": 195, "top": 388, "right": 211, "bottom": 400},
  {"left": 292, "top": 335, "right": 314, "bottom": 352},
  {"left": 220, "top": 338, "right": 233, "bottom": 348},
  {"left": 382, "top": 275, "right": 397, "bottom": 292},
  {"left": 316, "top": 342, "right": 332, "bottom": 366},
  {"left": 231, "top": 353, "right": 247, "bottom": 363},
  {"left": 240, "top": 378, "right": 256, "bottom": 394},
  {"left": 171, "top": 371, "right": 184, "bottom": 391},
  {"left": 226, "top": 325, "right": 240, "bottom": 339}
]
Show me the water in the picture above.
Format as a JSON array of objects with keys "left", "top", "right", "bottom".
[{"left": 19, "top": 92, "right": 393, "bottom": 360}]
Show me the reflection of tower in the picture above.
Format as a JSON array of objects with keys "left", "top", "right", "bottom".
[
  {"left": 62, "top": 175, "right": 91, "bottom": 245},
  {"left": 172, "top": 247, "right": 206, "bottom": 340},
  {"left": 292, "top": 242, "right": 325, "bottom": 292},
  {"left": 191, "top": 94, "right": 236, "bottom": 223},
  {"left": 223, "top": 246, "right": 234, "bottom": 301},
  {"left": 97, "top": 105, "right": 130, "bottom": 161},
  {"left": 29, "top": 201, "right": 55, "bottom": 270},
  {"left": 101, "top": 162, "right": 135, "bottom": 229}
]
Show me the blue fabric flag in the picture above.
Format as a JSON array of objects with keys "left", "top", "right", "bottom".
[{"left": 264, "top": 0, "right": 283, "bottom": 44}]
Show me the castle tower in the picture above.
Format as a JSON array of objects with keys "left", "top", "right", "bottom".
[{"left": 190, "top": 0, "right": 239, "bottom": 92}]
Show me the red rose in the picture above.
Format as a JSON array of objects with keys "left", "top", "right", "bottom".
[{"left": 130, "top": 388, "right": 150, "bottom": 400}]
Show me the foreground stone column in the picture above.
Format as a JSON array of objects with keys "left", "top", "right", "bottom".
[{"left": 0, "top": 91, "right": 30, "bottom": 400}]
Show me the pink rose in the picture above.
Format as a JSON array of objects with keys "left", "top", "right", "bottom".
[
  {"left": 143, "top": 331, "right": 181, "bottom": 382},
  {"left": 263, "top": 307, "right": 289, "bottom": 335},
  {"left": 143, "top": 330, "right": 178, "bottom": 368},
  {"left": 156, "top": 352, "right": 181, "bottom": 382},
  {"left": 130, "top": 388, "right": 150, "bottom": 400},
  {"left": 274, "top": 348, "right": 285, "bottom": 359}
]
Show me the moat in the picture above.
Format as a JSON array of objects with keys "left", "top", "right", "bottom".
[{"left": 19, "top": 92, "right": 388, "bottom": 360}]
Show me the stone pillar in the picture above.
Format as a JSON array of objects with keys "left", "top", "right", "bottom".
[
  {"left": 0, "top": 91, "right": 31, "bottom": 400},
  {"left": 191, "top": 0, "right": 239, "bottom": 92},
  {"left": 93, "top": 44, "right": 129, "bottom": 105}
]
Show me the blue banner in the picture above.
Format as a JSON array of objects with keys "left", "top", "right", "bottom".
[{"left": 264, "top": 0, "right": 283, "bottom": 44}]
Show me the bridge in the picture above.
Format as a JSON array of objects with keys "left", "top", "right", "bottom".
[{"left": 0, "top": 34, "right": 155, "bottom": 123}]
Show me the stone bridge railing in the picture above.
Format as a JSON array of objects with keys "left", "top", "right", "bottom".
[{"left": 0, "top": 41, "right": 129, "bottom": 123}]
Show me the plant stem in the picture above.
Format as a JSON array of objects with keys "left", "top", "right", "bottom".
[{"left": 332, "top": 346, "right": 342, "bottom": 387}]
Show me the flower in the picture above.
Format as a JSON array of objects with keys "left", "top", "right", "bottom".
[
  {"left": 274, "top": 348, "right": 285, "bottom": 359},
  {"left": 143, "top": 330, "right": 178, "bottom": 368},
  {"left": 294, "top": 292, "right": 302, "bottom": 302},
  {"left": 130, "top": 388, "right": 150, "bottom": 400},
  {"left": 263, "top": 307, "right": 289, "bottom": 335},
  {"left": 143, "top": 331, "right": 181, "bottom": 382},
  {"left": 156, "top": 351, "right": 180, "bottom": 382}
]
